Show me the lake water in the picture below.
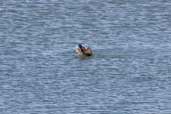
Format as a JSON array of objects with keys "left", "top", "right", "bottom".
[{"left": 0, "top": 0, "right": 171, "bottom": 114}]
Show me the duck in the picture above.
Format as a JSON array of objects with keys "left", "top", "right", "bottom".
[{"left": 75, "top": 44, "right": 93, "bottom": 57}]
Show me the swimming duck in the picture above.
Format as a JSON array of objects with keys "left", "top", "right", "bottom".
[{"left": 75, "top": 44, "right": 93, "bottom": 57}]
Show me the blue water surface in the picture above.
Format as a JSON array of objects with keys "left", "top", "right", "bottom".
[{"left": 0, "top": 0, "right": 171, "bottom": 114}]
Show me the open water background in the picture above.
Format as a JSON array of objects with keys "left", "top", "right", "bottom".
[{"left": 0, "top": 0, "right": 171, "bottom": 114}]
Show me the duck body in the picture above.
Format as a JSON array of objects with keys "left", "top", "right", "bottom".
[{"left": 75, "top": 44, "right": 93, "bottom": 57}]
